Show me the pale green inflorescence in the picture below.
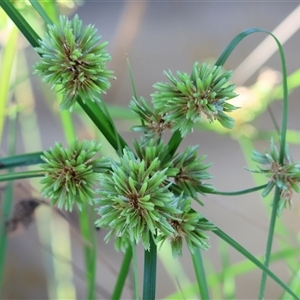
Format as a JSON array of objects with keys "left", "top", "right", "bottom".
[
  {"left": 95, "top": 141, "right": 216, "bottom": 256},
  {"left": 95, "top": 148, "right": 180, "bottom": 252},
  {"left": 40, "top": 139, "right": 110, "bottom": 211},
  {"left": 151, "top": 62, "right": 239, "bottom": 137},
  {"left": 250, "top": 139, "right": 300, "bottom": 215},
  {"left": 34, "top": 14, "right": 114, "bottom": 110}
]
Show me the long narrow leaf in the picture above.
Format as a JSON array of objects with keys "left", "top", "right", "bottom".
[
  {"left": 0, "top": 152, "right": 43, "bottom": 169},
  {"left": 29, "top": 0, "right": 54, "bottom": 25},
  {"left": 111, "top": 247, "right": 133, "bottom": 300},
  {"left": 213, "top": 228, "right": 299, "bottom": 299}
]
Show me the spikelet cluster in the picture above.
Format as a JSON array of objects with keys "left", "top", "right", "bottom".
[
  {"left": 34, "top": 15, "right": 114, "bottom": 110},
  {"left": 152, "top": 62, "right": 238, "bottom": 137},
  {"left": 40, "top": 139, "right": 109, "bottom": 211},
  {"left": 249, "top": 139, "right": 300, "bottom": 215},
  {"left": 95, "top": 139, "right": 215, "bottom": 256}
]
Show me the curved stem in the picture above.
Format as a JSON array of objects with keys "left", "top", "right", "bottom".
[
  {"left": 210, "top": 184, "right": 267, "bottom": 196},
  {"left": 215, "top": 28, "right": 288, "bottom": 299}
]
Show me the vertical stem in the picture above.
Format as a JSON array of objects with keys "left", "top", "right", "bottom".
[
  {"left": 142, "top": 236, "right": 157, "bottom": 300},
  {"left": 191, "top": 249, "right": 210, "bottom": 299},
  {"left": 111, "top": 247, "right": 133, "bottom": 300},
  {"left": 258, "top": 187, "right": 280, "bottom": 300}
]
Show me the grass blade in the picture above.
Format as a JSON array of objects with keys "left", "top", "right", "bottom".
[
  {"left": 111, "top": 247, "right": 133, "bottom": 300},
  {"left": 214, "top": 228, "right": 299, "bottom": 299},
  {"left": 0, "top": 152, "right": 44, "bottom": 169},
  {"left": 29, "top": 0, "right": 54, "bottom": 25}
]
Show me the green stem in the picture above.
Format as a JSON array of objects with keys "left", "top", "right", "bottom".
[
  {"left": 191, "top": 249, "right": 210, "bottom": 299},
  {"left": 258, "top": 187, "right": 281, "bottom": 300},
  {"left": 142, "top": 236, "right": 157, "bottom": 300},
  {"left": 163, "top": 130, "right": 182, "bottom": 165},
  {"left": 0, "top": 169, "right": 44, "bottom": 181},
  {"left": 111, "top": 247, "right": 133, "bottom": 300},
  {"left": 209, "top": 184, "right": 267, "bottom": 196},
  {"left": 0, "top": 183, "right": 13, "bottom": 294},
  {"left": 213, "top": 227, "right": 299, "bottom": 300},
  {"left": 29, "top": 0, "right": 54, "bottom": 25},
  {"left": 77, "top": 98, "right": 127, "bottom": 151},
  {"left": 215, "top": 28, "right": 289, "bottom": 299}
]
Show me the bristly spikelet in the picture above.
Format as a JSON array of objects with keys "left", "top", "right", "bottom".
[
  {"left": 34, "top": 14, "right": 114, "bottom": 110},
  {"left": 40, "top": 139, "right": 110, "bottom": 211},
  {"left": 151, "top": 62, "right": 238, "bottom": 137},
  {"left": 249, "top": 139, "right": 300, "bottom": 215},
  {"left": 95, "top": 148, "right": 180, "bottom": 252}
]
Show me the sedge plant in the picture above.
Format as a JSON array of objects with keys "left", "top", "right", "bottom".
[{"left": 0, "top": 2, "right": 299, "bottom": 300}]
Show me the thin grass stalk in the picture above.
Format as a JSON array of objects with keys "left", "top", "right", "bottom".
[
  {"left": 213, "top": 228, "right": 299, "bottom": 299},
  {"left": 210, "top": 184, "right": 267, "bottom": 196},
  {"left": 0, "top": 182, "right": 13, "bottom": 295},
  {"left": 29, "top": 0, "right": 54, "bottom": 25},
  {"left": 258, "top": 187, "right": 281, "bottom": 300},
  {"left": 191, "top": 249, "right": 210, "bottom": 299},
  {"left": 111, "top": 247, "right": 133, "bottom": 300},
  {"left": 214, "top": 28, "right": 289, "bottom": 298}
]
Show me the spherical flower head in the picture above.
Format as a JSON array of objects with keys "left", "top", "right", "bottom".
[
  {"left": 249, "top": 139, "right": 300, "bottom": 215},
  {"left": 40, "top": 139, "right": 109, "bottom": 211},
  {"left": 34, "top": 14, "right": 114, "bottom": 110},
  {"left": 157, "top": 196, "right": 216, "bottom": 257},
  {"left": 151, "top": 62, "right": 238, "bottom": 137},
  {"left": 95, "top": 148, "right": 180, "bottom": 252}
]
